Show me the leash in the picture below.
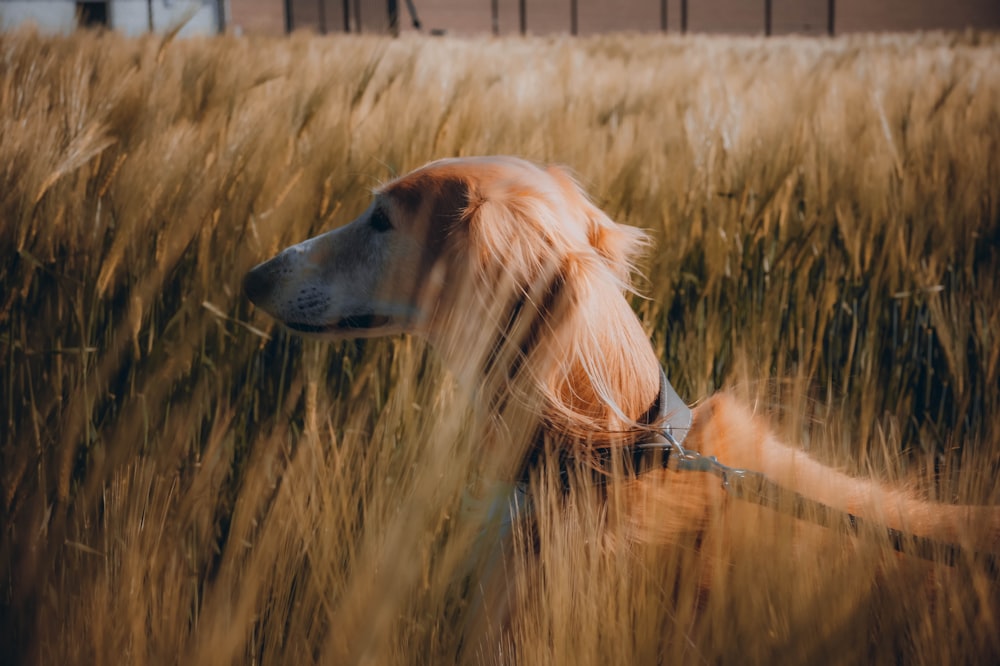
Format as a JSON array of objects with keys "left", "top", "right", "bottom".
[{"left": 588, "top": 367, "right": 997, "bottom": 572}]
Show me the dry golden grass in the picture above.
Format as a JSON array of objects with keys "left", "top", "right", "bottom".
[{"left": 1, "top": 25, "right": 999, "bottom": 664}]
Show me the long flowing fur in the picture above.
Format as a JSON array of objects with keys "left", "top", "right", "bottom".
[{"left": 451, "top": 159, "right": 662, "bottom": 445}]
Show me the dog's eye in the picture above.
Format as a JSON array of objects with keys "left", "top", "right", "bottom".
[{"left": 369, "top": 207, "right": 392, "bottom": 233}]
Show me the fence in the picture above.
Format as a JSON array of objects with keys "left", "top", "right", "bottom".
[{"left": 276, "top": 0, "right": 1000, "bottom": 38}]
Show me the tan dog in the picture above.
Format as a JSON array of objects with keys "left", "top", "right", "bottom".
[{"left": 244, "top": 155, "right": 997, "bottom": 582}]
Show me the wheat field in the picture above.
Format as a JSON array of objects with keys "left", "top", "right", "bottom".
[{"left": 1, "top": 25, "right": 999, "bottom": 664}]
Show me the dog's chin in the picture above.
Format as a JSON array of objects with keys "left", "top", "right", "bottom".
[{"left": 283, "top": 314, "right": 402, "bottom": 339}]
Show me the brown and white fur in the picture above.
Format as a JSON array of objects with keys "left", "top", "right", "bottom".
[{"left": 244, "top": 156, "right": 998, "bottom": 636}]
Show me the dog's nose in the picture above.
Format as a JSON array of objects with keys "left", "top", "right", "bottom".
[{"left": 243, "top": 261, "right": 275, "bottom": 306}]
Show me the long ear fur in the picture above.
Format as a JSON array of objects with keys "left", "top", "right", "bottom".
[
  {"left": 545, "top": 166, "right": 649, "bottom": 287},
  {"left": 463, "top": 162, "right": 661, "bottom": 447}
]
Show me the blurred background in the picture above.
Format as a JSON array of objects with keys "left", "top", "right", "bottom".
[{"left": 1, "top": 0, "right": 999, "bottom": 38}]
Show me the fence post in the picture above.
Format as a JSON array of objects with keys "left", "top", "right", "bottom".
[
  {"left": 660, "top": 0, "right": 666, "bottom": 31},
  {"left": 570, "top": 0, "right": 577, "bottom": 35},
  {"left": 284, "top": 0, "right": 293, "bottom": 32},
  {"left": 828, "top": 0, "right": 835, "bottom": 35},
  {"left": 491, "top": 0, "right": 498, "bottom": 35},
  {"left": 388, "top": 0, "right": 398, "bottom": 35},
  {"left": 519, "top": 0, "right": 526, "bottom": 35},
  {"left": 764, "top": 0, "right": 771, "bottom": 35},
  {"left": 681, "top": 0, "right": 687, "bottom": 33}
]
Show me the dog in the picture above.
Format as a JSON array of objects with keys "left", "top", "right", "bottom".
[{"left": 244, "top": 155, "right": 997, "bottom": 654}]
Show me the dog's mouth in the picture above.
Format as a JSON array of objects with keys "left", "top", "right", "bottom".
[{"left": 285, "top": 313, "right": 392, "bottom": 334}]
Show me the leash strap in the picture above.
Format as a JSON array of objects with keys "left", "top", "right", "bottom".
[
  {"left": 644, "top": 432, "right": 997, "bottom": 571},
  {"left": 637, "top": 369, "right": 997, "bottom": 572}
]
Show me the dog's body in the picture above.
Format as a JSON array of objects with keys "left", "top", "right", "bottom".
[{"left": 245, "top": 156, "right": 997, "bottom": 651}]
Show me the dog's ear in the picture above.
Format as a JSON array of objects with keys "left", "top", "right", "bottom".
[{"left": 546, "top": 166, "right": 649, "bottom": 284}]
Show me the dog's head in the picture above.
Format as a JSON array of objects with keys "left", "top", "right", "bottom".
[{"left": 244, "top": 156, "right": 648, "bottom": 346}]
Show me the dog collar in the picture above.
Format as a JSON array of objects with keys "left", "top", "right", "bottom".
[
  {"left": 644, "top": 365, "right": 691, "bottom": 446},
  {"left": 524, "top": 365, "right": 693, "bottom": 485}
]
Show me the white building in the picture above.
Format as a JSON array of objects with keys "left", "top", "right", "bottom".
[{"left": 0, "top": 0, "right": 223, "bottom": 36}]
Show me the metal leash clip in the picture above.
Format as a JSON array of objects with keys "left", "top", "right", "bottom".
[{"left": 635, "top": 428, "right": 754, "bottom": 495}]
